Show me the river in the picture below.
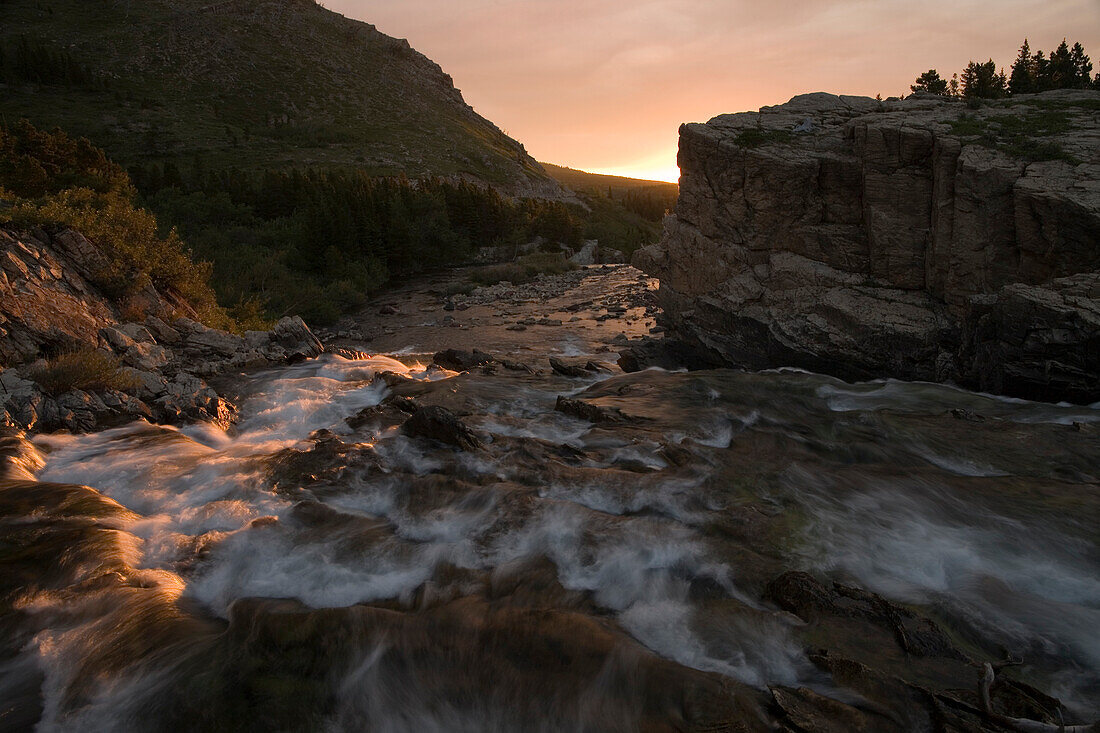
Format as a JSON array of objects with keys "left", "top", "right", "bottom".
[{"left": 1, "top": 265, "right": 1097, "bottom": 731}]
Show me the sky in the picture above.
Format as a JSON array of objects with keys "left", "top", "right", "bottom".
[{"left": 327, "top": 0, "right": 1100, "bottom": 182}]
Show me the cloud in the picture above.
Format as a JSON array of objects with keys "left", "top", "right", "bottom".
[{"left": 326, "top": 0, "right": 1099, "bottom": 180}]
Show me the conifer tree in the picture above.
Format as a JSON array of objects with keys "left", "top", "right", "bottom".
[
  {"left": 1008, "top": 39, "right": 1034, "bottom": 95},
  {"left": 1070, "top": 42, "right": 1093, "bottom": 88},
  {"left": 910, "top": 69, "right": 948, "bottom": 95},
  {"left": 1048, "top": 40, "right": 1075, "bottom": 88}
]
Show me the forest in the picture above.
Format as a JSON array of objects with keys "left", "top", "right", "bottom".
[{"left": 0, "top": 120, "right": 666, "bottom": 329}]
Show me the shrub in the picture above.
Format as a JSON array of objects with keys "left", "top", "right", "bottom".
[
  {"left": 734, "top": 128, "right": 793, "bottom": 147},
  {"left": 0, "top": 121, "right": 232, "bottom": 329},
  {"left": 28, "top": 349, "right": 139, "bottom": 395},
  {"left": 470, "top": 253, "right": 576, "bottom": 286}
]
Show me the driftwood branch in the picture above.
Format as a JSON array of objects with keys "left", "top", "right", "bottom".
[{"left": 979, "top": 662, "right": 1097, "bottom": 733}]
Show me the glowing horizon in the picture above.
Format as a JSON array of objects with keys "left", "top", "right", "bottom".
[{"left": 327, "top": 0, "right": 1098, "bottom": 182}]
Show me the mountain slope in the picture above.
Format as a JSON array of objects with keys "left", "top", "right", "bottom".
[
  {"left": 540, "top": 163, "right": 679, "bottom": 197},
  {"left": 0, "top": 0, "right": 563, "bottom": 198}
]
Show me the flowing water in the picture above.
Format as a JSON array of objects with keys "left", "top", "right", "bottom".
[{"left": 1, "top": 266, "right": 1098, "bottom": 732}]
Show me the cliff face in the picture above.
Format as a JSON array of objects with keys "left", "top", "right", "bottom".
[{"left": 635, "top": 90, "right": 1100, "bottom": 402}]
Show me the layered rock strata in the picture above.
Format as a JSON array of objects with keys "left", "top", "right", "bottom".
[{"left": 634, "top": 90, "right": 1100, "bottom": 402}]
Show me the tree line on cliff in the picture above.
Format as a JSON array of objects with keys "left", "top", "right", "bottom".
[{"left": 910, "top": 38, "right": 1096, "bottom": 99}]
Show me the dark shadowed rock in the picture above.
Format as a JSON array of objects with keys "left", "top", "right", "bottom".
[
  {"left": 433, "top": 349, "right": 494, "bottom": 371},
  {"left": 402, "top": 405, "right": 483, "bottom": 451},
  {"left": 554, "top": 396, "right": 624, "bottom": 424},
  {"left": 548, "top": 357, "right": 589, "bottom": 378}
]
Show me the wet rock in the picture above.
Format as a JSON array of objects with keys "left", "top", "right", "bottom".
[
  {"left": 617, "top": 337, "right": 726, "bottom": 373},
  {"left": 583, "top": 360, "right": 613, "bottom": 374},
  {"left": 766, "top": 571, "right": 966, "bottom": 660},
  {"left": 500, "top": 359, "right": 535, "bottom": 374},
  {"left": 432, "top": 349, "right": 493, "bottom": 371},
  {"left": 554, "top": 396, "right": 624, "bottom": 424},
  {"left": 548, "top": 357, "right": 589, "bottom": 378},
  {"left": 402, "top": 405, "right": 483, "bottom": 451}
]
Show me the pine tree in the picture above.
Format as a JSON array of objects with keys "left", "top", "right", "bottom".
[
  {"left": 1008, "top": 39, "right": 1033, "bottom": 95},
  {"left": 1070, "top": 42, "right": 1093, "bottom": 88},
  {"left": 961, "top": 60, "right": 1006, "bottom": 99},
  {"left": 911, "top": 69, "right": 948, "bottom": 95},
  {"left": 1049, "top": 40, "right": 1075, "bottom": 88},
  {"left": 1032, "top": 50, "right": 1051, "bottom": 91}
]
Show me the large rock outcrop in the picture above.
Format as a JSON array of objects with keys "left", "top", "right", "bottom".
[
  {"left": 0, "top": 226, "right": 325, "bottom": 432},
  {"left": 634, "top": 90, "right": 1100, "bottom": 402}
]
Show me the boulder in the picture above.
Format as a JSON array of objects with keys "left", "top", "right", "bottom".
[
  {"left": 123, "top": 341, "right": 171, "bottom": 371},
  {"left": 185, "top": 325, "right": 245, "bottom": 356},
  {"left": 433, "top": 349, "right": 493, "bottom": 371},
  {"left": 548, "top": 357, "right": 589, "bottom": 378},
  {"left": 401, "top": 405, "right": 483, "bottom": 451},
  {"left": 569, "top": 240, "right": 599, "bottom": 266},
  {"left": 271, "top": 316, "right": 324, "bottom": 359}
]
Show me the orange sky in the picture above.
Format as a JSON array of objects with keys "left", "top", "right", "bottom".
[{"left": 327, "top": 0, "right": 1099, "bottom": 182}]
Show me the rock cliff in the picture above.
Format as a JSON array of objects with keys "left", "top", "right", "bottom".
[
  {"left": 634, "top": 90, "right": 1100, "bottom": 402},
  {"left": 1, "top": 226, "right": 325, "bottom": 433}
]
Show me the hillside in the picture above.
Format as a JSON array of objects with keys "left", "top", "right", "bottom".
[
  {"left": 541, "top": 162, "right": 679, "bottom": 197},
  {"left": 0, "top": 0, "right": 563, "bottom": 198}
]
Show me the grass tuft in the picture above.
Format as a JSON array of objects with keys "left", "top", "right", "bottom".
[{"left": 28, "top": 349, "right": 139, "bottom": 395}]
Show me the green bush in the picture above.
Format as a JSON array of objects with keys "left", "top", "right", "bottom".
[
  {"left": 28, "top": 349, "right": 139, "bottom": 395},
  {"left": 0, "top": 120, "right": 232, "bottom": 330},
  {"left": 470, "top": 253, "right": 576, "bottom": 286}
]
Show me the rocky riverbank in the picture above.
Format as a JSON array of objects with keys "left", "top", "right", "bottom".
[
  {"left": 634, "top": 89, "right": 1100, "bottom": 403},
  {"left": 0, "top": 226, "right": 324, "bottom": 433}
]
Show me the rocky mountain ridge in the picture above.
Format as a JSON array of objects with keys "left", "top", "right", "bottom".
[{"left": 634, "top": 89, "right": 1100, "bottom": 402}]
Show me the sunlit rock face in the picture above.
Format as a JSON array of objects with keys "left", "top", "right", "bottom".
[{"left": 636, "top": 89, "right": 1100, "bottom": 402}]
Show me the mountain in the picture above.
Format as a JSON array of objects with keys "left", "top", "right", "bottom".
[
  {"left": 0, "top": 0, "right": 564, "bottom": 198},
  {"left": 540, "top": 163, "right": 679, "bottom": 198}
]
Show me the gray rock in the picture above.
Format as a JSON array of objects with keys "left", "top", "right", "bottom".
[
  {"left": 569, "top": 240, "right": 599, "bottom": 266},
  {"left": 244, "top": 330, "right": 272, "bottom": 349},
  {"left": 186, "top": 325, "right": 245, "bottom": 356},
  {"left": 636, "top": 89, "right": 1100, "bottom": 402},
  {"left": 100, "top": 326, "right": 137, "bottom": 353},
  {"left": 118, "top": 323, "right": 156, "bottom": 343},
  {"left": 144, "top": 316, "right": 181, "bottom": 344},
  {"left": 271, "top": 316, "right": 324, "bottom": 359},
  {"left": 123, "top": 341, "right": 171, "bottom": 371},
  {"left": 122, "top": 367, "right": 168, "bottom": 399}
]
